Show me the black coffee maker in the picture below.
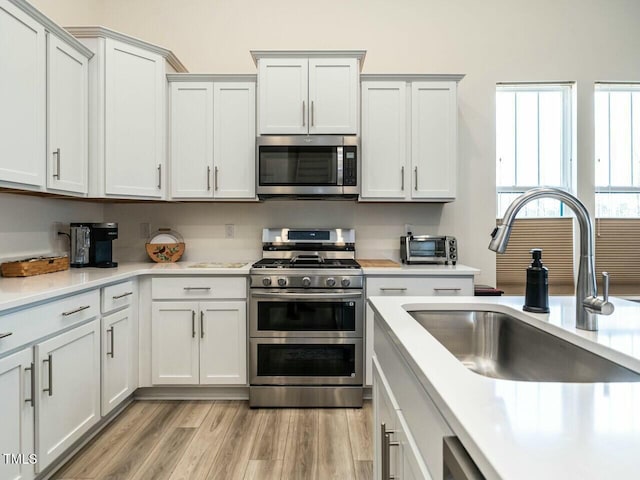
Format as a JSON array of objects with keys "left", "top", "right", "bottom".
[{"left": 70, "top": 222, "right": 118, "bottom": 268}]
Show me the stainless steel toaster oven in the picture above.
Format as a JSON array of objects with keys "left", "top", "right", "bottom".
[{"left": 400, "top": 235, "right": 457, "bottom": 265}]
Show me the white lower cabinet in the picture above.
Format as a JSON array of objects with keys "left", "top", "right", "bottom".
[
  {"left": 101, "top": 307, "right": 135, "bottom": 415},
  {"left": 151, "top": 300, "right": 246, "bottom": 385},
  {"left": 365, "top": 275, "right": 474, "bottom": 386},
  {"left": 0, "top": 348, "right": 35, "bottom": 480},
  {"left": 373, "top": 357, "right": 432, "bottom": 480},
  {"left": 35, "top": 320, "right": 100, "bottom": 472}
]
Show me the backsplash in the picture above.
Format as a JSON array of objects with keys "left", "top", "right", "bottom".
[{"left": 104, "top": 201, "right": 455, "bottom": 264}]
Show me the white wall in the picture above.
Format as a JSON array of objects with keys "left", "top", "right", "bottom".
[
  {"left": 29, "top": 0, "right": 640, "bottom": 284},
  {"left": 0, "top": 193, "right": 103, "bottom": 262}
]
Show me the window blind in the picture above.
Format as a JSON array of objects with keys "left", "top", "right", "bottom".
[
  {"left": 595, "top": 219, "right": 640, "bottom": 295},
  {"left": 496, "top": 218, "right": 575, "bottom": 295}
]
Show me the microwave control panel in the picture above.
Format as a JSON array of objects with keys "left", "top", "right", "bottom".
[{"left": 343, "top": 146, "right": 357, "bottom": 186}]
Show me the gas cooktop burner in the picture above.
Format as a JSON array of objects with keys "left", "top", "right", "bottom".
[{"left": 252, "top": 258, "right": 361, "bottom": 269}]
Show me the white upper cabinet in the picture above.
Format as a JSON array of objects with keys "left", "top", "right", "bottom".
[
  {"left": 67, "top": 26, "right": 188, "bottom": 199},
  {"left": 169, "top": 76, "right": 256, "bottom": 200},
  {"left": 411, "top": 81, "right": 457, "bottom": 200},
  {"left": 360, "top": 75, "right": 463, "bottom": 202},
  {"left": 0, "top": 0, "right": 46, "bottom": 188},
  {"left": 258, "top": 58, "right": 308, "bottom": 135},
  {"left": 361, "top": 81, "right": 407, "bottom": 199},
  {"left": 255, "top": 52, "right": 364, "bottom": 135},
  {"left": 308, "top": 58, "right": 359, "bottom": 134},
  {"left": 48, "top": 34, "right": 89, "bottom": 194},
  {"left": 104, "top": 39, "right": 165, "bottom": 198},
  {"left": 170, "top": 82, "right": 214, "bottom": 198},
  {"left": 213, "top": 81, "right": 256, "bottom": 198}
]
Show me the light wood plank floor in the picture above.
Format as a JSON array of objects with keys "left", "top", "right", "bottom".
[{"left": 53, "top": 400, "right": 373, "bottom": 480}]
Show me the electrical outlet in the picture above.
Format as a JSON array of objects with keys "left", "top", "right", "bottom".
[
  {"left": 140, "top": 222, "right": 150, "bottom": 239},
  {"left": 51, "top": 221, "right": 65, "bottom": 254},
  {"left": 404, "top": 224, "right": 414, "bottom": 236},
  {"left": 225, "top": 224, "right": 235, "bottom": 239}
]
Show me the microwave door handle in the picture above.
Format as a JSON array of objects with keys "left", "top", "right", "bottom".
[{"left": 337, "top": 146, "right": 344, "bottom": 186}]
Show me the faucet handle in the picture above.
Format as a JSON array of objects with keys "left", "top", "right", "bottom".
[{"left": 602, "top": 272, "right": 609, "bottom": 303}]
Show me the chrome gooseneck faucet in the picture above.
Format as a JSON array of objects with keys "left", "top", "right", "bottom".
[{"left": 490, "top": 187, "right": 614, "bottom": 331}]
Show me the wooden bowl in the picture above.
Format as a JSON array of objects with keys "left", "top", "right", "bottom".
[{"left": 145, "top": 243, "right": 185, "bottom": 263}]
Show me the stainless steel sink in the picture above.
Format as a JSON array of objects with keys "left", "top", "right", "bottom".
[{"left": 407, "top": 310, "right": 640, "bottom": 382}]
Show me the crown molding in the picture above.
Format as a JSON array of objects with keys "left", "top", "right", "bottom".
[
  {"left": 65, "top": 26, "right": 188, "bottom": 72},
  {"left": 250, "top": 50, "right": 367, "bottom": 70},
  {"left": 166, "top": 73, "right": 257, "bottom": 83},
  {"left": 360, "top": 73, "right": 466, "bottom": 82}
]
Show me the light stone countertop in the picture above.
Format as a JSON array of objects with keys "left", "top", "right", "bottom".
[
  {"left": 368, "top": 295, "right": 640, "bottom": 480},
  {"left": 0, "top": 261, "right": 253, "bottom": 313},
  {"left": 361, "top": 263, "right": 479, "bottom": 276}
]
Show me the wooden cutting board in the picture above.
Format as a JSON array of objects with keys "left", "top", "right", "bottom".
[{"left": 357, "top": 259, "right": 401, "bottom": 268}]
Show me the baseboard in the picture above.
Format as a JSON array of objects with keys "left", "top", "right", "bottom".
[{"left": 134, "top": 386, "right": 249, "bottom": 400}]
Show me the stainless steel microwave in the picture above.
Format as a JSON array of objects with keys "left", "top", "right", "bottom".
[
  {"left": 400, "top": 235, "right": 458, "bottom": 265},
  {"left": 256, "top": 136, "right": 358, "bottom": 199}
]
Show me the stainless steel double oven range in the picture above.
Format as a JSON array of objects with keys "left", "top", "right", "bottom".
[{"left": 249, "top": 228, "right": 364, "bottom": 408}]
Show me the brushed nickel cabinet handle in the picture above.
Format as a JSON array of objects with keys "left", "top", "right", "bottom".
[
  {"left": 214, "top": 166, "right": 219, "bottom": 191},
  {"left": 401, "top": 166, "right": 405, "bottom": 191},
  {"left": 183, "top": 287, "right": 212, "bottom": 291},
  {"left": 380, "top": 287, "right": 407, "bottom": 292},
  {"left": 414, "top": 166, "right": 418, "bottom": 191},
  {"left": 112, "top": 291, "right": 133, "bottom": 300},
  {"left": 61, "top": 305, "right": 90, "bottom": 316},
  {"left": 200, "top": 310, "right": 204, "bottom": 338},
  {"left": 107, "top": 326, "right": 115, "bottom": 358},
  {"left": 433, "top": 288, "right": 462, "bottom": 292},
  {"left": 302, "top": 100, "right": 306, "bottom": 127},
  {"left": 311, "top": 100, "right": 314, "bottom": 127},
  {"left": 25, "top": 363, "right": 35, "bottom": 407},
  {"left": 207, "top": 166, "right": 211, "bottom": 191},
  {"left": 53, "top": 148, "right": 61, "bottom": 179},
  {"left": 42, "top": 354, "right": 53, "bottom": 396},
  {"left": 157, "top": 164, "right": 162, "bottom": 189},
  {"left": 191, "top": 310, "right": 196, "bottom": 338},
  {"left": 0, "top": 332, "right": 12, "bottom": 339}
]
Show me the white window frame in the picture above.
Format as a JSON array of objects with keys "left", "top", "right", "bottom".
[
  {"left": 496, "top": 83, "right": 574, "bottom": 216},
  {"left": 594, "top": 83, "right": 640, "bottom": 207}
]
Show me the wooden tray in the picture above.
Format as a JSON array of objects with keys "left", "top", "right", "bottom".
[
  {"left": 357, "top": 259, "right": 401, "bottom": 268},
  {"left": 1, "top": 256, "right": 69, "bottom": 277}
]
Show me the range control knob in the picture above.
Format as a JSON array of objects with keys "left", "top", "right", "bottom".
[
  {"left": 262, "top": 277, "right": 272, "bottom": 287},
  {"left": 326, "top": 277, "right": 336, "bottom": 287},
  {"left": 277, "top": 277, "right": 287, "bottom": 287},
  {"left": 302, "top": 276, "right": 312, "bottom": 288},
  {"left": 341, "top": 278, "right": 351, "bottom": 287}
]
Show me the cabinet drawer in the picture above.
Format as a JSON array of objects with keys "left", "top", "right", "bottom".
[
  {"left": 151, "top": 276, "right": 247, "bottom": 300},
  {"left": 0, "top": 289, "right": 100, "bottom": 357},
  {"left": 102, "top": 280, "right": 135, "bottom": 314},
  {"left": 367, "top": 276, "right": 473, "bottom": 297}
]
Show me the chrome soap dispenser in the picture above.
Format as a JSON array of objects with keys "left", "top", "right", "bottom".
[{"left": 523, "top": 248, "right": 550, "bottom": 313}]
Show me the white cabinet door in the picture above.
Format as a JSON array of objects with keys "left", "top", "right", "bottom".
[
  {"left": 101, "top": 308, "right": 135, "bottom": 416},
  {"left": 170, "top": 82, "right": 214, "bottom": 198},
  {"left": 151, "top": 302, "right": 199, "bottom": 385},
  {"left": 199, "top": 301, "right": 246, "bottom": 385},
  {"left": 48, "top": 34, "right": 88, "bottom": 194},
  {"left": 213, "top": 82, "right": 256, "bottom": 199},
  {"left": 0, "top": 348, "right": 35, "bottom": 480},
  {"left": 35, "top": 320, "right": 100, "bottom": 472},
  {"left": 258, "top": 58, "right": 308, "bottom": 134},
  {"left": 308, "top": 58, "right": 358, "bottom": 134},
  {"left": 373, "top": 357, "right": 401, "bottom": 480},
  {"left": 104, "top": 38, "right": 165, "bottom": 198},
  {"left": 411, "top": 82, "right": 457, "bottom": 200},
  {"left": 0, "top": 0, "right": 45, "bottom": 187},
  {"left": 361, "top": 81, "right": 407, "bottom": 199}
]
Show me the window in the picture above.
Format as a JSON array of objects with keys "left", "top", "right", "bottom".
[
  {"left": 595, "top": 84, "right": 640, "bottom": 217},
  {"left": 496, "top": 84, "right": 573, "bottom": 217}
]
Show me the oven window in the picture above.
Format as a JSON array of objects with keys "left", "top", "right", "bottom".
[
  {"left": 259, "top": 146, "right": 337, "bottom": 185},
  {"left": 257, "top": 301, "right": 356, "bottom": 331},
  {"left": 410, "top": 239, "right": 445, "bottom": 257},
  {"left": 257, "top": 344, "right": 356, "bottom": 377}
]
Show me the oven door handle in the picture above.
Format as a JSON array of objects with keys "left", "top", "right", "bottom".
[{"left": 251, "top": 292, "right": 363, "bottom": 299}]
